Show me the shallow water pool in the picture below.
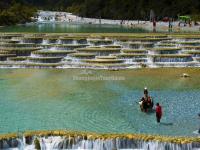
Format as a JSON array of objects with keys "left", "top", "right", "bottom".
[
  {"left": 0, "top": 23, "right": 147, "bottom": 33},
  {"left": 0, "top": 68, "right": 199, "bottom": 136}
]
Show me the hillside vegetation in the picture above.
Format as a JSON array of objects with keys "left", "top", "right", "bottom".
[{"left": 0, "top": 0, "right": 200, "bottom": 25}]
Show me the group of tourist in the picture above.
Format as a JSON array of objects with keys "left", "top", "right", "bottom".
[
  {"left": 139, "top": 87, "right": 154, "bottom": 112},
  {"left": 139, "top": 87, "right": 162, "bottom": 123},
  {"left": 152, "top": 18, "right": 173, "bottom": 32},
  {"left": 139, "top": 88, "right": 200, "bottom": 133}
]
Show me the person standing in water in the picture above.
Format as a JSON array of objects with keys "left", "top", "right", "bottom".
[
  {"left": 198, "top": 113, "right": 200, "bottom": 134},
  {"left": 139, "top": 87, "right": 148, "bottom": 112},
  {"left": 144, "top": 87, "right": 148, "bottom": 98},
  {"left": 156, "top": 103, "right": 162, "bottom": 123}
]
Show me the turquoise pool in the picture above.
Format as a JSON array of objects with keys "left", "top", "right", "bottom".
[
  {"left": 0, "top": 23, "right": 147, "bottom": 33},
  {"left": 0, "top": 68, "right": 199, "bottom": 136}
]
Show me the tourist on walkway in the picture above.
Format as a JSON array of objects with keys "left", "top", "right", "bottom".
[
  {"left": 169, "top": 18, "right": 173, "bottom": 32},
  {"left": 156, "top": 103, "right": 162, "bottom": 123},
  {"left": 153, "top": 18, "right": 156, "bottom": 32}
]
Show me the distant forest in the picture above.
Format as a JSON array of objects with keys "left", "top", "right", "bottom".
[{"left": 1, "top": 0, "right": 200, "bottom": 25}]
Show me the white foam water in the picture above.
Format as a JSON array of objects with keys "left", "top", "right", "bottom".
[{"left": 0, "top": 135, "right": 199, "bottom": 150}]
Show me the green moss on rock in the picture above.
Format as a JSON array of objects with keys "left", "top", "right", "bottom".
[
  {"left": 8, "top": 57, "right": 27, "bottom": 61},
  {"left": 69, "top": 53, "right": 96, "bottom": 58},
  {"left": 77, "top": 48, "right": 121, "bottom": 52},
  {"left": 28, "top": 57, "right": 63, "bottom": 63},
  {"left": 34, "top": 138, "right": 41, "bottom": 150},
  {"left": 116, "top": 53, "right": 146, "bottom": 58},
  {"left": 84, "top": 59, "right": 123, "bottom": 63},
  {"left": 149, "top": 48, "right": 181, "bottom": 51},
  {"left": 122, "top": 49, "right": 147, "bottom": 53}
]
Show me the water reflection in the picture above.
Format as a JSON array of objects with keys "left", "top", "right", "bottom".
[{"left": 0, "top": 23, "right": 147, "bottom": 33}]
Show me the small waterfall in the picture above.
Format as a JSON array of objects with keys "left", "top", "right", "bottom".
[
  {"left": 37, "top": 11, "right": 56, "bottom": 22},
  {"left": 147, "top": 55, "right": 155, "bottom": 66},
  {"left": 154, "top": 57, "right": 193, "bottom": 63},
  {"left": 64, "top": 55, "right": 81, "bottom": 64},
  {"left": 42, "top": 40, "right": 49, "bottom": 45},
  {"left": 72, "top": 40, "right": 78, "bottom": 45},
  {"left": 1, "top": 33, "right": 200, "bottom": 68},
  {"left": 0, "top": 135, "right": 199, "bottom": 150},
  {"left": 57, "top": 39, "right": 62, "bottom": 45},
  {"left": 124, "top": 59, "right": 133, "bottom": 64}
]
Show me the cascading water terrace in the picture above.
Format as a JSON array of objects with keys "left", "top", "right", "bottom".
[
  {"left": 37, "top": 11, "right": 58, "bottom": 22},
  {"left": 1, "top": 33, "right": 200, "bottom": 68},
  {"left": 0, "top": 131, "right": 199, "bottom": 150}
]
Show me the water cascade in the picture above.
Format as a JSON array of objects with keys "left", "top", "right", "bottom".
[
  {"left": 0, "top": 131, "right": 199, "bottom": 150},
  {"left": 1, "top": 33, "right": 200, "bottom": 68}
]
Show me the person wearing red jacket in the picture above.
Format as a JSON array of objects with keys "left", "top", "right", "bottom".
[
  {"left": 198, "top": 113, "right": 200, "bottom": 134},
  {"left": 156, "top": 103, "right": 162, "bottom": 123}
]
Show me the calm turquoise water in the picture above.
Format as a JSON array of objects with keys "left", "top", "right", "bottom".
[
  {"left": 0, "top": 23, "right": 147, "bottom": 33},
  {"left": 0, "top": 68, "right": 199, "bottom": 136}
]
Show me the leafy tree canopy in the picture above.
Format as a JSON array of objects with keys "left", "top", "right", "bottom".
[{"left": 1, "top": 0, "right": 200, "bottom": 25}]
